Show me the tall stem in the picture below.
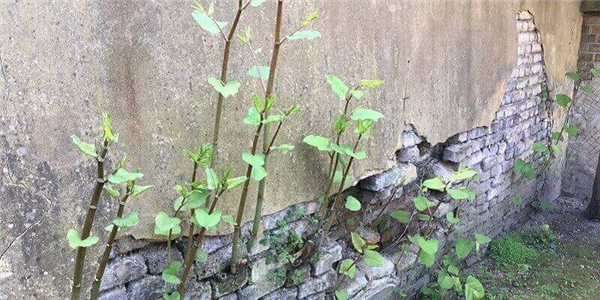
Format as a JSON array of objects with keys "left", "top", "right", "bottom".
[
  {"left": 231, "top": 121, "right": 264, "bottom": 273},
  {"left": 319, "top": 136, "right": 362, "bottom": 246},
  {"left": 70, "top": 140, "right": 109, "bottom": 300},
  {"left": 248, "top": 0, "right": 285, "bottom": 252},
  {"left": 89, "top": 188, "right": 132, "bottom": 300},
  {"left": 177, "top": 2, "right": 247, "bottom": 295}
]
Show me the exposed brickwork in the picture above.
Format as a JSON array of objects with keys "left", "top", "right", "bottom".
[
  {"left": 99, "top": 11, "right": 554, "bottom": 300},
  {"left": 563, "top": 13, "right": 600, "bottom": 201}
]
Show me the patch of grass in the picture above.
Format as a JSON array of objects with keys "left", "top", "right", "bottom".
[{"left": 489, "top": 234, "right": 537, "bottom": 266}]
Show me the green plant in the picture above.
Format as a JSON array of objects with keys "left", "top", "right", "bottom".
[
  {"left": 68, "top": 114, "right": 150, "bottom": 300},
  {"left": 489, "top": 234, "right": 537, "bottom": 266}
]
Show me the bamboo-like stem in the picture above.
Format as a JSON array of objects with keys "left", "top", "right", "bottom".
[
  {"left": 176, "top": 1, "right": 247, "bottom": 295},
  {"left": 89, "top": 186, "right": 133, "bottom": 300},
  {"left": 180, "top": 163, "right": 199, "bottom": 266},
  {"left": 70, "top": 140, "right": 109, "bottom": 300},
  {"left": 319, "top": 135, "right": 362, "bottom": 246},
  {"left": 247, "top": 0, "right": 285, "bottom": 251},
  {"left": 177, "top": 189, "right": 225, "bottom": 296},
  {"left": 230, "top": 121, "right": 264, "bottom": 274}
]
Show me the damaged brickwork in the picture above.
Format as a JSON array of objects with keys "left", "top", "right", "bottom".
[
  {"left": 99, "top": 11, "right": 552, "bottom": 300},
  {"left": 563, "top": 12, "right": 600, "bottom": 201}
]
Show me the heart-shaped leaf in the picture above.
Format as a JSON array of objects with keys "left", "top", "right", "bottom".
[
  {"left": 455, "top": 237, "right": 473, "bottom": 259},
  {"left": 195, "top": 249, "right": 209, "bottom": 263},
  {"left": 242, "top": 153, "right": 265, "bottom": 167},
  {"left": 104, "top": 185, "right": 120, "bottom": 198},
  {"left": 465, "top": 276, "right": 485, "bottom": 300},
  {"left": 413, "top": 196, "right": 436, "bottom": 212},
  {"left": 163, "top": 292, "right": 181, "bottom": 300},
  {"left": 389, "top": 210, "right": 411, "bottom": 223},
  {"left": 193, "top": 209, "right": 222, "bottom": 229},
  {"left": 71, "top": 135, "right": 97, "bottom": 157},
  {"left": 154, "top": 212, "right": 181, "bottom": 235},
  {"left": 162, "top": 261, "right": 182, "bottom": 284},
  {"left": 418, "top": 237, "right": 439, "bottom": 255},
  {"left": 335, "top": 289, "right": 348, "bottom": 300},
  {"left": 250, "top": 0, "right": 266, "bottom": 7},
  {"left": 326, "top": 75, "right": 348, "bottom": 100},
  {"left": 248, "top": 66, "right": 270, "bottom": 81},
  {"left": 556, "top": 94, "right": 572, "bottom": 107},
  {"left": 186, "top": 190, "right": 210, "bottom": 209},
  {"left": 446, "top": 212, "right": 460, "bottom": 224},
  {"left": 422, "top": 177, "right": 446, "bottom": 191},
  {"left": 67, "top": 229, "right": 99, "bottom": 249},
  {"left": 244, "top": 106, "right": 261, "bottom": 126},
  {"left": 448, "top": 188, "right": 474, "bottom": 200},
  {"left": 303, "top": 135, "right": 331, "bottom": 151},
  {"left": 345, "top": 196, "right": 361, "bottom": 211},
  {"left": 108, "top": 169, "right": 143, "bottom": 184},
  {"left": 192, "top": 11, "right": 228, "bottom": 35},
  {"left": 338, "top": 259, "right": 356, "bottom": 278},
  {"left": 207, "top": 77, "right": 240, "bottom": 98},
  {"left": 113, "top": 212, "right": 139, "bottom": 228},
  {"left": 363, "top": 249, "right": 387, "bottom": 267},
  {"left": 418, "top": 250, "right": 436, "bottom": 267},
  {"left": 132, "top": 184, "right": 153, "bottom": 196},
  {"left": 221, "top": 214, "right": 237, "bottom": 226},
  {"left": 351, "top": 109, "right": 384, "bottom": 121},
  {"left": 250, "top": 166, "right": 267, "bottom": 181},
  {"left": 450, "top": 168, "right": 477, "bottom": 182}
]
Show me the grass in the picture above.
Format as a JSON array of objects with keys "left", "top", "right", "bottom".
[{"left": 475, "top": 229, "right": 600, "bottom": 300}]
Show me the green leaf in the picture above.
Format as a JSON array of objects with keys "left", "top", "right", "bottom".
[
  {"left": 262, "top": 114, "right": 285, "bottom": 124},
  {"left": 413, "top": 196, "right": 435, "bottom": 212},
  {"left": 288, "top": 30, "right": 322, "bottom": 41},
  {"left": 66, "top": 229, "right": 99, "bottom": 249},
  {"left": 101, "top": 113, "right": 117, "bottom": 142},
  {"left": 226, "top": 176, "right": 247, "bottom": 190},
  {"left": 248, "top": 66, "right": 270, "bottom": 81},
  {"left": 389, "top": 210, "right": 411, "bottom": 223},
  {"left": 192, "top": 11, "right": 227, "bottom": 35},
  {"left": 350, "top": 90, "right": 365, "bottom": 99},
  {"left": 514, "top": 159, "right": 535, "bottom": 180},
  {"left": 332, "top": 115, "right": 348, "bottom": 134},
  {"left": 104, "top": 185, "right": 120, "bottom": 198},
  {"left": 132, "top": 184, "right": 153, "bottom": 196},
  {"left": 532, "top": 142, "right": 550, "bottom": 154},
  {"left": 345, "top": 196, "right": 361, "bottom": 211},
  {"left": 418, "top": 237, "right": 439, "bottom": 255},
  {"left": 207, "top": 77, "right": 240, "bottom": 98},
  {"left": 422, "top": 177, "right": 446, "bottom": 191},
  {"left": 163, "top": 292, "right": 181, "bottom": 300},
  {"left": 197, "top": 143, "right": 213, "bottom": 168},
  {"left": 448, "top": 188, "right": 473, "bottom": 200},
  {"left": 205, "top": 168, "right": 220, "bottom": 190},
  {"left": 242, "top": 153, "right": 265, "bottom": 167},
  {"left": 333, "top": 170, "right": 352, "bottom": 187},
  {"left": 154, "top": 212, "right": 182, "bottom": 235},
  {"left": 303, "top": 135, "right": 331, "bottom": 151},
  {"left": 511, "top": 195, "right": 523, "bottom": 206},
  {"left": 582, "top": 85, "right": 594, "bottom": 95},
  {"left": 556, "top": 94, "right": 572, "bottom": 107},
  {"left": 418, "top": 250, "right": 436, "bottom": 267},
  {"left": 195, "top": 249, "right": 208, "bottom": 262},
  {"left": 438, "top": 270, "right": 455, "bottom": 290},
  {"left": 326, "top": 75, "right": 348, "bottom": 100},
  {"left": 566, "top": 71, "right": 581, "bottom": 81},
  {"left": 186, "top": 190, "right": 210, "bottom": 209},
  {"left": 564, "top": 125, "right": 579, "bottom": 136},
  {"left": 338, "top": 259, "right": 356, "bottom": 278},
  {"left": 551, "top": 131, "right": 563, "bottom": 141},
  {"left": 350, "top": 108, "right": 384, "bottom": 121},
  {"left": 193, "top": 209, "right": 222, "bottom": 229},
  {"left": 474, "top": 233, "right": 491, "bottom": 252},
  {"left": 361, "top": 79, "right": 384, "bottom": 88},
  {"left": 335, "top": 289, "right": 348, "bottom": 300},
  {"left": 251, "top": 166, "right": 267, "bottom": 181},
  {"left": 162, "top": 261, "right": 182, "bottom": 284},
  {"left": 270, "top": 144, "right": 295, "bottom": 152},
  {"left": 244, "top": 106, "right": 261, "bottom": 126},
  {"left": 108, "top": 169, "right": 143, "bottom": 184},
  {"left": 448, "top": 264, "right": 460, "bottom": 276},
  {"left": 450, "top": 168, "right": 477, "bottom": 182},
  {"left": 455, "top": 238, "right": 473, "bottom": 259},
  {"left": 446, "top": 212, "right": 460, "bottom": 224},
  {"left": 351, "top": 232, "right": 366, "bottom": 253},
  {"left": 221, "top": 214, "right": 237, "bottom": 226},
  {"left": 363, "top": 249, "right": 387, "bottom": 267},
  {"left": 465, "top": 276, "right": 485, "bottom": 300},
  {"left": 71, "top": 135, "right": 97, "bottom": 158},
  {"left": 113, "top": 212, "right": 139, "bottom": 228},
  {"left": 250, "top": 0, "right": 266, "bottom": 7}
]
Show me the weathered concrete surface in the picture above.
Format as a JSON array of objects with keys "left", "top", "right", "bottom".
[{"left": 0, "top": 0, "right": 581, "bottom": 298}]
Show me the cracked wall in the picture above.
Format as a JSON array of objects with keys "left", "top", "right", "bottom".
[
  {"left": 95, "top": 10, "right": 562, "bottom": 300},
  {"left": 0, "top": 1, "right": 582, "bottom": 299}
]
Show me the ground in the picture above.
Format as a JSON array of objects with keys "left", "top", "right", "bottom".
[{"left": 474, "top": 197, "right": 600, "bottom": 300}]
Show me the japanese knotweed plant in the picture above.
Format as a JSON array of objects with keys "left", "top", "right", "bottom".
[
  {"left": 301, "top": 76, "right": 384, "bottom": 254},
  {"left": 510, "top": 68, "right": 600, "bottom": 210},
  {"left": 68, "top": 114, "right": 151, "bottom": 300}
]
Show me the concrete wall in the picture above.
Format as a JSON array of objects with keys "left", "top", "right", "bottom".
[{"left": 0, "top": 0, "right": 582, "bottom": 299}]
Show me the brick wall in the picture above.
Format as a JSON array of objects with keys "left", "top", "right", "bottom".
[
  {"left": 98, "top": 11, "right": 553, "bottom": 300},
  {"left": 563, "top": 13, "right": 600, "bottom": 201}
]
